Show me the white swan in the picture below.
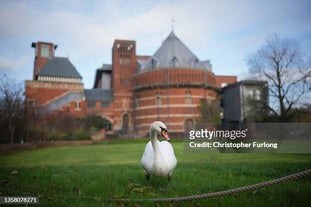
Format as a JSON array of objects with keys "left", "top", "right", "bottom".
[{"left": 141, "top": 121, "right": 177, "bottom": 181}]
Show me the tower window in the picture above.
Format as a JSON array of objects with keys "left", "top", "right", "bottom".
[
  {"left": 41, "top": 44, "right": 50, "bottom": 58},
  {"left": 185, "top": 91, "right": 192, "bottom": 104},
  {"left": 156, "top": 92, "right": 162, "bottom": 105},
  {"left": 135, "top": 95, "right": 140, "bottom": 108}
]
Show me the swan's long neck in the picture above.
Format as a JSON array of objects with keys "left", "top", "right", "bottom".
[
  {"left": 150, "top": 129, "right": 168, "bottom": 174},
  {"left": 150, "top": 130, "right": 161, "bottom": 155}
]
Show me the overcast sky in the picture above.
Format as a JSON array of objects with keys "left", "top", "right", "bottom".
[{"left": 1, "top": 0, "right": 310, "bottom": 88}]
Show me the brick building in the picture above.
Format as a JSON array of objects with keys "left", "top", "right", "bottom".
[
  {"left": 25, "top": 31, "right": 237, "bottom": 136},
  {"left": 25, "top": 42, "right": 85, "bottom": 118}
]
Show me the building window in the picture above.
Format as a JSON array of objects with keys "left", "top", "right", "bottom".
[
  {"left": 120, "top": 58, "right": 130, "bottom": 65},
  {"left": 66, "top": 104, "right": 70, "bottom": 113},
  {"left": 101, "top": 102, "right": 110, "bottom": 108},
  {"left": 103, "top": 119, "right": 112, "bottom": 131},
  {"left": 151, "top": 58, "right": 158, "bottom": 69},
  {"left": 75, "top": 101, "right": 81, "bottom": 110},
  {"left": 249, "top": 89, "right": 261, "bottom": 100},
  {"left": 255, "top": 89, "right": 261, "bottom": 100},
  {"left": 172, "top": 56, "right": 179, "bottom": 68},
  {"left": 185, "top": 91, "right": 192, "bottom": 104},
  {"left": 122, "top": 113, "right": 129, "bottom": 133},
  {"left": 135, "top": 96, "right": 140, "bottom": 108},
  {"left": 156, "top": 92, "right": 162, "bottom": 105},
  {"left": 41, "top": 44, "right": 50, "bottom": 58},
  {"left": 190, "top": 57, "right": 198, "bottom": 67},
  {"left": 87, "top": 101, "right": 96, "bottom": 108}
]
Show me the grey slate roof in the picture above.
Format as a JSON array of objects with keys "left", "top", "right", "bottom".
[
  {"left": 141, "top": 31, "right": 211, "bottom": 71},
  {"left": 84, "top": 89, "right": 113, "bottom": 102},
  {"left": 37, "top": 57, "right": 82, "bottom": 78}
]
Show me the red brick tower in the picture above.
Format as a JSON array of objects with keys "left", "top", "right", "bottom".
[
  {"left": 31, "top": 42, "right": 57, "bottom": 80},
  {"left": 132, "top": 31, "right": 237, "bottom": 135},
  {"left": 111, "top": 40, "right": 137, "bottom": 133}
]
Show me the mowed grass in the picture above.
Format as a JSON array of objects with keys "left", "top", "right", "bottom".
[{"left": 0, "top": 139, "right": 311, "bottom": 207}]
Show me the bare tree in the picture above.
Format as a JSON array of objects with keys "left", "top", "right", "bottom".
[
  {"left": 198, "top": 98, "right": 221, "bottom": 124},
  {"left": 0, "top": 74, "right": 25, "bottom": 143},
  {"left": 246, "top": 34, "right": 311, "bottom": 122}
]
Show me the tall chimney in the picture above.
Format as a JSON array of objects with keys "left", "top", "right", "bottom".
[{"left": 31, "top": 41, "right": 57, "bottom": 80}]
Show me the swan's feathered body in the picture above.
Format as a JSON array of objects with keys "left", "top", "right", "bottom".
[{"left": 141, "top": 121, "right": 177, "bottom": 180}]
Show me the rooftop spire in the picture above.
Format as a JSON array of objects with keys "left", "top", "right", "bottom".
[{"left": 171, "top": 18, "right": 175, "bottom": 31}]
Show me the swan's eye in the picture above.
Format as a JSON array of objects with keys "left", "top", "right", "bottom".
[{"left": 160, "top": 126, "right": 167, "bottom": 133}]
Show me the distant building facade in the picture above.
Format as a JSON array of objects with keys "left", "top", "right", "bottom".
[
  {"left": 221, "top": 80, "right": 269, "bottom": 124},
  {"left": 25, "top": 32, "right": 237, "bottom": 136},
  {"left": 26, "top": 42, "right": 85, "bottom": 118}
]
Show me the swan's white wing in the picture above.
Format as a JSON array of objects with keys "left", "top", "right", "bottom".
[
  {"left": 159, "top": 141, "right": 177, "bottom": 172},
  {"left": 141, "top": 141, "right": 154, "bottom": 172}
]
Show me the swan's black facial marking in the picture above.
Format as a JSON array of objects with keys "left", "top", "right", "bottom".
[
  {"left": 159, "top": 126, "right": 170, "bottom": 141},
  {"left": 159, "top": 126, "right": 167, "bottom": 133}
]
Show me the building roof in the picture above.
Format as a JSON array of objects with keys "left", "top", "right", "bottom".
[
  {"left": 84, "top": 89, "right": 113, "bottom": 102},
  {"left": 222, "top": 80, "right": 268, "bottom": 91},
  {"left": 98, "top": 64, "right": 112, "bottom": 71},
  {"left": 37, "top": 57, "right": 82, "bottom": 78},
  {"left": 141, "top": 31, "right": 212, "bottom": 71}
]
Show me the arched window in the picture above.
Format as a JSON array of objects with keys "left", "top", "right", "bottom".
[
  {"left": 103, "top": 118, "right": 112, "bottom": 131},
  {"left": 184, "top": 119, "right": 195, "bottom": 135},
  {"left": 151, "top": 58, "right": 159, "bottom": 69},
  {"left": 122, "top": 113, "right": 129, "bottom": 133},
  {"left": 185, "top": 90, "right": 192, "bottom": 104},
  {"left": 172, "top": 56, "right": 179, "bottom": 67},
  {"left": 190, "top": 57, "right": 199, "bottom": 67},
  {"left": 156, "top": 92, "right": 162, "bottom": 106}
]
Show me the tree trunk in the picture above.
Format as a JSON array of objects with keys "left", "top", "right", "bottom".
[{"left": 9, "top": 119, "right": 14, "bottom": 144}]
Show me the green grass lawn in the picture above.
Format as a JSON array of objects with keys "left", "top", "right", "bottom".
[{"left": 0, "top": 139, "right": 310, "bottom": 207}]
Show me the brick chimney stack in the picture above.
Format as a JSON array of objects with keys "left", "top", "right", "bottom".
[{"left": 31, "top": 41, "right": 57, "bottom": 80}]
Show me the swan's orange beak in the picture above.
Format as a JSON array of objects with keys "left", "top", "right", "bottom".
[{"left": 161, "top": 130, "right": 170, "bottom": 142}]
